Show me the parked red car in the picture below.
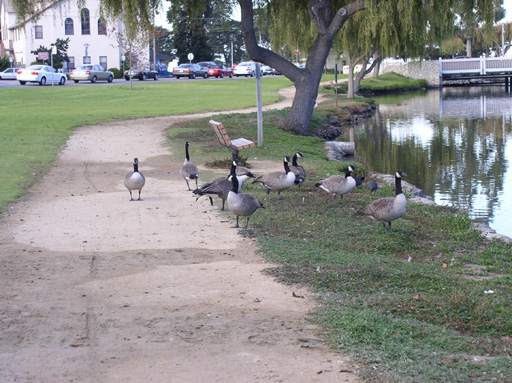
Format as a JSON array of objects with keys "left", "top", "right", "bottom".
[{"left": 207, "top": 65, "right": 233, "bottom": 78}]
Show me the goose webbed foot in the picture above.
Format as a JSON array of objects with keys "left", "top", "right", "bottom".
[{"left": 231, "top": 217, "right": 240, "bottom": 229}]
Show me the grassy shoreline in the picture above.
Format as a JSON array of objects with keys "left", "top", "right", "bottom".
[{"left": 168, "top": 109, "right": 512, "bottom": 383}]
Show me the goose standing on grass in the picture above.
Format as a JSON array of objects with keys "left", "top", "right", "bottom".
[
  {"left": 354, "top": 170, "right": 407, "bottom": 232},
  {"left": 315, "top": 165, "right": 358, "bottom": 199},
  {"left": 252, "top": 156, "right": 296, "bottom": 199},
  {"left": 180, "top": 141, "right": 199, "bottom": 190},
  {"left": 124, "top": 158, "right": 145, "bottom": 201},
  {"left": 368, "top": 180, "right": 379, "bottom": 192},
  {"left": 193, "top": 177, "right": 232, "bottom": 211},
  {"left": 227, "top": 162, "right": 264, "bottom": 229},
  {"left": 290, "top": 152, "right": 306, "bottom": 188}
]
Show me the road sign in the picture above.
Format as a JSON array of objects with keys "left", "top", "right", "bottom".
[
  {"left": 187, "top": 53, "right": 194, "bottom": 62},
  {"left": 294, "top": 48, "right": 300, "bottom": 55},
  {"left": 38, "top": 52, "right": 49, "bottom": 60}
]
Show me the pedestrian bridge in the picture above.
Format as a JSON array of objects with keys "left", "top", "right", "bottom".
[
  {"left": 390, "top": 58, "right": 512, "bottom": 86},
  {"left": 440, "top": 57, "right": 512, "bottom": 84}
]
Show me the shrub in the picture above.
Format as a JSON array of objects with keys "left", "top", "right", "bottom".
[{"left": 109, "top": 68, "right": 122, "bottom": 79}]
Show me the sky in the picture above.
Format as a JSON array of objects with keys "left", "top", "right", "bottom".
[{"left": 504, "top": 0, "right": 512, "bottom": 22}]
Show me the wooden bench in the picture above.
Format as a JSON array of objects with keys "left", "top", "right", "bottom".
[{"left": 209, "top": 120, "right": 255, "bottom": 162}]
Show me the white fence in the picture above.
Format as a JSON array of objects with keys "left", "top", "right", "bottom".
[{"left": 440, "top": 57, "right": 512, "bottom": 75}]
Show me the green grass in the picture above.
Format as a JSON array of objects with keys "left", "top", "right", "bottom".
[
  {"left": 360, "top": 72, "right": 428, "bottom": 90},
  {"left": 0, "top": 77, "right": 292, "bottom": 210},
  {"left": 169, "top": 112, "right": 512, "bottom": 383},
  {"left": 336, "top": 72, "right": 428, "bottom": 93}
]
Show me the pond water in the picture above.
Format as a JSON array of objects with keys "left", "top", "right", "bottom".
[{"left": 339, "top": 86, "right": 512, "bottom": 238}]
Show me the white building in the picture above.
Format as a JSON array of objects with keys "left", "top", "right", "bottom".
[{"left": 0, "top": 0, "right": 149, "bottom": 70}]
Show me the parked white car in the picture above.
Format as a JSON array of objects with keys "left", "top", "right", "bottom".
[
  {"left": 234, "top": 62, "right": 257, "bottom": 77},
  {"left": 17, "top": 65, "right": 67, "bottom": 86},
  {"left": 0, "top": 67, "right": 21, "bottom": 80}
]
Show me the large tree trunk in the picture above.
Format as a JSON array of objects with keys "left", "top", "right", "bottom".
[
  {"left": 466, "top": 37, "right": 472, "bottom": 57},
  {"left": 237, "top": 0, "right": 365, "bottom": 135}
]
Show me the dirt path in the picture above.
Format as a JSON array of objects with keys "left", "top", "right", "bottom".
[{"left": 0, "top": 87, "right": 359, "bottom": 382}]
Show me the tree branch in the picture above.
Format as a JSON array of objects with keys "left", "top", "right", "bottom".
[
  {"left": 237, "top": 0, "right": 302, "bottom": 82},
  {"left": 327, "top": 0, "right": 373, "bottom": 37},
  {"left": 308, "top": 0, "right": 329, "bottom": 35}
]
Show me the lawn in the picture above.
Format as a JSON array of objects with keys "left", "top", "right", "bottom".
[{"left": 0, "top": 77, "right": 292, "bottom": 210}]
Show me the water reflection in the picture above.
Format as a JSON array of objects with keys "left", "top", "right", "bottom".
[{"left": 341, "top": 87, "right": 512, "bottom": 237}]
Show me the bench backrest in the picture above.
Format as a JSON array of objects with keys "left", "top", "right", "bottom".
[{"left": 209, "top": 120, "right": 232, "bottom": 147}]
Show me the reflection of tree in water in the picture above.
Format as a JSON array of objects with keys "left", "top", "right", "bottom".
[
  {"left": 352, "top": 103, "right": 510, "bottom": 225},
  {"left": 435, "top": 118, "right": 508, "bottom": 222}
]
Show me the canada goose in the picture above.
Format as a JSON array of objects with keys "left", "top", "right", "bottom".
[
  {"left": 124, "top": 158, "right": 145, "bottom": 201},
  {"left": 228, "top": 162, "right": 264, "bottom": 228},
  {"left": 193, "top": 177, "right": 232, "bottom": 211},
  {"left": 290, "top": 152, "right": 306, "bottom": 188},
  {"left": 252, "top": 156, "right": 296, "bottom": 199},
  {"left": 180, "top": 141, "right": 199, "bottom": 190},
  {"left": 368, "top": 180, "right": 378, "bottom": 192},
  {"left": 315, "top": 165, "right": 358, "bottom": 199},
  {"left": 355, "top": 170, "right": 407, "bottom": 232}
]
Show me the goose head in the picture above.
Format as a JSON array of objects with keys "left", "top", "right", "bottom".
[
  {"left": 344, "top": 165, "right": 357, "bottom": 177},
  {"left": 396, "top": 170, "right": 407, "bottom": 178},
  {"left": 230, "top": 161, "right": 238, "bottom": 176}
]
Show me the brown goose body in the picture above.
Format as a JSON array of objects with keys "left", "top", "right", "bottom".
[
  {"left": 193, "top": 177, "right": 232, "bottom": 210},
  {"left": 252, "top": 156, "right": 295, "bottom": 199},
  {"left": 228, "top": 163, "right": 264, "bottom": 228},
  {"left": 315, "top": 165, "right": 357, "bottom": 199},
  {"left": 355, "top": 170, "right": 407, "bottom": 232}
]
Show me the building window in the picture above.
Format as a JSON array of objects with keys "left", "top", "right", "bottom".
[
  {"left": 68, "top": 56, "right": 75, "bottom": 70},
  {"left": 98, "top": 19, "right": 107, "bottom": 35},
  {"left": 81, "top": 8, "right": 90, "bottom": 35},
  {"left": 99, "top": 56, "right": 107, "bottom": 70},
  {"left": 65, "top": 18, "right": 74, "bottom": 35},
  {"left": 83, "top": 56, "right": 91, "bottom": 65},
  {"left": 35, "top": 25, "right": 43, "bottom": 39}
]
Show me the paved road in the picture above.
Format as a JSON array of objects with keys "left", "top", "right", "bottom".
[{"left": 0, "top": 74, "right": 263, "bottom": 88}]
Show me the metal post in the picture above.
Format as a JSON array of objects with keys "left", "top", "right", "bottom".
[
  {"left": 256, "top": 63, "right": 263, "bottom": 147},
  {"left": 335, "top": 63, "right": 338, "bottom": 107}
]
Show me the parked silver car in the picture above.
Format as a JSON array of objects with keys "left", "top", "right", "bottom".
[
  {"left": 70, "top": 65, "right": 114, "bottom": 83},
  {"left": 234, "top": 62, "right": 257, "bottom": 77}
]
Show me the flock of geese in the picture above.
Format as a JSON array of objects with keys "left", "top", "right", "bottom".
[{"left": 124, "top": 141, "right": 408, "bottom": 232}]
